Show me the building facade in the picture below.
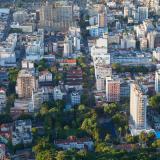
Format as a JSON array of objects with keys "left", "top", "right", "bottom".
[
  {"left": 130, "top": 82, "right": 147, "bottom": 130},
  {"left": 106, "top": 77, "right": 120, "bottom": 102},
  {"left": 16, "top": 70, "right": 38, "bottom": 98}
]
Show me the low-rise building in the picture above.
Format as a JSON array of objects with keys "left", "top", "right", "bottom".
[
  {"left": 12, "top": 120, "right": 32, "bottom": 146},
  {"left": 0, "top": 123, "right": 12, "bottom": 140},
  {"left": 0, "top": 88, "right": 6, "bottom": 112},
  {"left": 0, "top": 33, "right": 17, "bottom": 67},
  {"left": 55, "top": 136, "right": 94, "bottom": 150},
  {"left": 0, "top": 143, "right": 6, "bottom": 160},
  {"left": 70, "top": 91, "right": 81, "bottom": 106},
  {"left": 65, "top": 68, "right": 83, "bottom": 91},
  {"left": 110, "top": 50, "right": 152, "bottom": 66},
  {"left": 59, "top": 59, "right": 77, "bottom": 67},
  {"left": 53, "top": 85, "right": 66, "bottom": 101},
  {"left": 38, "top": 70, "right": 53, "bottom": 86}
]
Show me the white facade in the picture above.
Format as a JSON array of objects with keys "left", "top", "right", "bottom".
[
  {"left": 12, "top": 120, "right": 32, "bottom": 146},
  {"left": 21, "top": 59, "right": 34, "bottom": 69},
  {"left": 53, "top": 86, "right": 66, "bottom": 100},
  {"left": 39, "top": 71, "right": 52, "bottom": 82},
  {"left": 95, "top": 64, "right": 112, "bottom": 91},
  {"left": 25, "top": 29, "right": 44, "bottom": 61},
  {"left": 0, "top": 33, "right": 17, "bottom": 66},
  {"left": 73, "top": 36, "right": 80, "bottom": 51},
  {"left": 155, "top": 70, "right": 160, "bottom": 93},
  {"left": 153, "top": 47, "right": 160, "bottom": 61},
  {"left": 0, "top": 89, "right": 6, "bottom": 112},
  {"left": 63, "top": 36, "right": 73, "bottom": 57},
  {"left": 55, "top": 137, "right": 94, "bottom": 151},
  {"left": 130, "top": 83, "right": 147, "bottom": 130}
]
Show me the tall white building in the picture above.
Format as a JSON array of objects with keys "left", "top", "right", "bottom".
[
  {"left": 130, "top": 82, "right": 147, "bottom": 130},
  {"left": 155, "top": 70, "right": 160, "bottom": 93},
  {"left": 91, "top": 33, "right": 110, "bottom": 65},
  {"left": 63, "top": 36, "right": 73, "bottom": 57}
]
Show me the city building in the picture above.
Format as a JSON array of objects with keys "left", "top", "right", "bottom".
[
  {"left": 53, "top": 85, "right": 66, "bottom": 101},
  {"left": 0, "top": 144, "right": 6, "bottom": 160},
  {"left": 12, "top": 120, "right": 32, "bottom": 146},
  {"left": 155, "top": 69, "right": 160, "bottom": 93},
  {"left": 153, "top": 47, "right": 160, "bottom": 61},
  {"left": 25, "top": 29, "right": 44, "bottom": 61},
  {"left": 40, "top": 1, "right": 74, "bottom": 31},
  {"left": 16, "top": 69, "right": 38, "bottom": 98},
  {"left": 65, "top": 67, "right": 83, "bottom": 91},
  {"left": 120, "top": 81, "right": 130, "bottom": 98},
  {"left": 140, "top": 37, "right": 148, "bottom": 50},
  {"left": 0, "top": 8, "right": 10, "bottom": 40},
  {"left": 91, "top": 33, "right": 110, "bottom": 65},
  {"left": 0, "top": 88, "right": 6, "bottom": 112},
  {"left": 63, "top": 36, "right": 73, "bottom": 57},
  {"left": 95, "top": 64, "right": 112, "bottom": 91},
  {"left": 13, "top": 10, "right": 29, "bottom": 24},
  {"left": 120, "top": 33, "right": 136, "bottom": 49},
  {"left": 55, "top": 136, "right": 94, "bottom": 150},
  {"left": 106, "top": 77, "right": 120, "bottom": 102},
  {"left": 38, "top": 70, "right": 53, "bottom": 86},
  {"left": 129, "top": 82, "right": 154, "bottom": 135},
  {"left": 110, "top": 50, "right": 152, "bottom": 66},
  {"left": 0, "top": 34, "right": 17, "bottom": 67},
  {"left": 138, "top": 7, "right": 148, "bottom": 22},
  {"left": 70, "top": 91, "right": 81, "bottom": 106}
]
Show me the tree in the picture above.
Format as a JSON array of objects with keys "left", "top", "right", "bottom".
[
  {"left": 5, "top": 94, "right": 16, "bottom": 113},
  {"left": 33, "top": 138, "right": 51, "bottom": 153},
  {"left": 78, "top": 104, "right": 86, "bottom": 112},
  {"left": 105, "top": 133, "right": 111, "bottom": 143},
  {"left": 152, "top": 139, "right": 160, "bottom": 148},
  {"left": 37, "top": 59, "right": 48, "bottom": 71},
  {"left": 81, "top": 111, "right": 99, "bottom": 141},
  {"left": 149, "top": 94, "right": 160, "bottom": 112},
  {"left": 103, "top": 103, "right": 118, "bottom": 116},
  {"left": 95, "top": 142, "right": 113, "bottom": 153},
  {"left": 55, "top": 151, "right": 66, "bottom": 160},
  {"left": 36, "top": 149, "right": 54, "bottom": 160},
  {"left": 146, "top": 132, "right": 156, "bottom": 147},
  {"left": 125, "top": 135, "right": 138, "bottom": 144},
  {"left": 40, "top": 103, "right": 49, "bottom": 116},
  {"left": 0, "top": 114, "right": 12, "bottom": 124},
  {"left": 139, "top": 131, "right": 147, "bottom": 146}
]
